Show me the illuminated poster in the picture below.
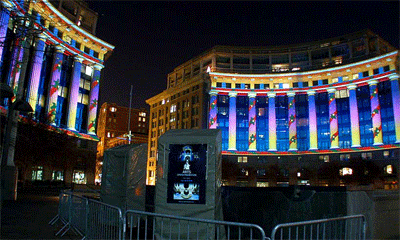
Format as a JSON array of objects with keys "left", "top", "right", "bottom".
[{"left": 167, "top": 144, "right": 207, "bottom": 204}]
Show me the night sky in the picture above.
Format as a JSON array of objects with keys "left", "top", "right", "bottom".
[{"left": 87, "top": 1, "right": 399, "bottom": 111}]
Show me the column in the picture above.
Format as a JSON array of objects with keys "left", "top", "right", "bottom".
[
  {"left": 348, "top": 85, "right": 361, "bottom": 147},
  {"left": 208, "top": 90, "right": 218, "bottom": 129},
  {"left": 389, "top": 74, "right": 400, "bottom": 143},
  {"left": 248, "top": 92, "right": 257, "bottom": 151},
  {"left": 369, "top": 80, "right": 383, "bottom": 145},
  {"left": 67, "top": 56, "right": 83, "bottom": 130},
  {"left": 87, "top": 64, "right": 102, "bottom": 134},
  {"left": 308, "top": 90, "right": 318, "bottom": 150},
  {"left": 0, "top": 7, "right": 10, "bottom": 70},
  {"left": 268, "top": 92, "right": 277, "bottom": 151},
  {"left": 47, "top": 46, "right": 64, "bottom": 125},
  {"left": 27, "top": 34, "right": 46, "bottom": 114},
  {"left": 288, "top": 92, "right": 297, "bottom": 151},
  {"left": 328, "top": 89, "right": 339, "bottom": 149},
  {"left": 228, "top": 92, "right": 237, "bottom": 150},
  {"left": 8, "top": 39, "right": 24, "bottom": 102}
]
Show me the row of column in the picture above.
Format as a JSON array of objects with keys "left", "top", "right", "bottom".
[
  {"left": 0, "top": 7, "right": 102, "bottom": 134},
  {"left": 209, "top": 76, "right": 400, "bottom": 151}
]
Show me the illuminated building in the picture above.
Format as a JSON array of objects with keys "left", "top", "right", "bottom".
[
  {"left": 0, "top": 0, "right": 114, "bottom": 186},
  {"left": 146, "top": 30, "right": 399, "bottom": 189},
  {"left": 96, "top": 102, "right": 148, "bottom": 183}
]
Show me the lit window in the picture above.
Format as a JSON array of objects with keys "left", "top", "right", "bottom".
[
  {"left": 282, "top": 83, "right": 289, "bottom": 88},
  {"left": 139, "top": 112, "right": 146, "bottom": 117},
  {"left": 110, "top": 107, "right": 117, "bottom": 112},
  {"left": 352, "top": 73, "right": 359, "bottom": 80},
  {"left": 385, "top": 165, "right": 393, "bottom": 174},
  {"left": 85, "top": 65, "right": 93, "bottom": 76},
  {"left": 170, "top": 104, "right": 177, "bottom": 113},
  {"left": 60, "top": 86, "right": 68, "bottom": 97},
  {"left": 339, "top": 167, "right": 353, "bottom": 176},
  {"left": 32, "top": 166, "right": 43, "bottom": 181},
  {"left": 331, "top": 78, "right": 338, "bottom": 83},
  {"left": 343, "top": 75, "right": 349, "bottom": 81},
  {"left": 73, "top": 170, "right": 86, "bottom": 184},
  {"left": 107, "top": 132, "right": 111, "bottom": 137},
  {"left": 142, "top": 118, "right": 146, "bottom": 122},
  {"left": 383, "top": 151, "right": 390, "bottom": 158}
]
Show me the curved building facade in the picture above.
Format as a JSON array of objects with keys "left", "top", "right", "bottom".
[
  {"left": 0, "top": 0, "right": 114, "bottom": 188},
  {"left": 147, "top": 30, "right": 399, "bottom": 188}
]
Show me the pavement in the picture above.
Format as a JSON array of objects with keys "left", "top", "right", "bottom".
[{"left": 1, "top": 188, "right": 81, "bottom": 240}]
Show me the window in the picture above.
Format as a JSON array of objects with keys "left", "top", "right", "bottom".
[
  {"left": 383, "top": 65, "right": 390, "bottom": 72},
  {"left": 244, "top": 84, "right": 250, "bottom": 89},
  {"left": 361, "top": 152, "right": 372, "bottom": 160},
  {"left": 293, "top": 82, "right": 299, "bottom": 88},
  {"left": 149, "top": 161, "right": 155, "bottom": 167},
  {"left": 139, "top": 112, "right": 146, "bottom": 117},
  {"left": 226, "top": 83, "right": 232, "bottom": 88},
  {"left": 319, "top": 155, "right": 330, "bottom": 162},
  {"left": 148, "top": 170, "right": 155, "bottom": 178},
  {"left": 73, "top": 170, "right": 86, "bottom": 184},
  {"left": 339, "top": 167, "right": 353, "bottom": 176},
  {"left": 340, "top": 154, "right": 350, "bottom": 161},
  {"left": 384, "top": 165, "right": 393, "bottom": 174},
  {"left": 282, "top": 83, "right": 289, "bottom": 88},
  {"left": 352, "top": 74, "right": 359, "bottom": 80},
  {"left": 85, "top": 65, "right": 93, "bottom": 76},
  {"left": 216, "top": 82, "right": 222, "bottom": 88},
  {"left": 322, "top": 79, "right": 329, "bottom": 85},
  {"left": 255, "top": 84, "right": 260, "bottom": 89},
  {"left": 58, "top": 86, "right": 68, "bottom": 97},
  {"left": 373, "top": 68, "right": 380, "bottom": 75},
  {"left": 110, "top": 107, "right": 117, "bottom": 112},
  {"left": 313, "top": 80, "right": 319, "bottom": 86},
  {"left": 52, "top": 171, "right": 64, "bottom": 181},
  {"left": 362, "top": 71, "right": 369, "bottom": 77},
  {"left": 78, "top": 93, "right": 89, "bottom": 105},
  {"left": 303, "top": 82, "right": 309, "bottom": 87},
  {"left": 235, "top": 83, "right": 241, "bottom": 89},
  {"left": 238, "top": 156, "right": 248, "bottom": 163},
  {"left": 32, "top": 166, "right": 43, "bottom": 181},
  {"left": 80, "top": 78, "right": 91, "bottom": 90}
]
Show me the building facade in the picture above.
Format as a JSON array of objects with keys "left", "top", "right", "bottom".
[
  {"left": 0, "top": 0, "right": 114, "bottom": 187},
  {"left": 146, "top": 30, "right": 399, "bottom": 189},
  {"left": 96, "top": 102, "right": 148, "bottom": 183}
]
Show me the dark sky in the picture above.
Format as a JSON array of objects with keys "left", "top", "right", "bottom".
[{"left": 87, "top": 1, "right": 399, "bottom": 111}]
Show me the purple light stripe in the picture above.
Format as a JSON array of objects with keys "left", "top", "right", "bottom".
[
  {"left": 248, "top": 94, "right": 257, "bottom": 151},
  {"left": 47, "top": 49, "right": 63, "bottom": 124},
  {"left": 27, "top": 39, "right": 45, "bottom": 113},
  {"left": 228, "top": 93, "right": 237, "bottom": 150},
  {"left": 369, "top": 82, "right": 383, "bottom": 145},
  {"left": 348, "top": 86, "right": 361, "bottom": 147},
  {"left": 308, "top": 92, "right": 318, "bottom": 150},
  {"left": 67, "top": 58, "right": 82, "bottom": 130},
  {"left": 328, "top": 91, "right": 339, "bottom": 148},
  {"left": 0, "top": 9, "right": 10, "bottom": 69},
  {"left": 288, "top": 94, "right": 297, "bottom": 150},
  {"left": 209, "top": 93, "right": 218, "bottom": 129},
  {"left": 268, "top": 93, "right": 276, "bottom": 151},
  {"left": 87, "top": 67, "right": 101, "bottom": 134},
  {"left": 390, "top": 76, "right": 400, "bottom": 143}
]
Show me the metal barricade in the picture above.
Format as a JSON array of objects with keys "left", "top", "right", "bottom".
[
  {"left": 86, "top": 198, "right": 124, "bottom": 240},
  {"left": 124, "top": 209, "right": 267, "bottom": 240},
  {"left": 48, "top": 191, "right": 71, "bottom": 235},
  {"left": 49, "top": 190, "right": 124, "bottom": 240},
  {"left": 270, "top": 215, "right": 366, "bottom": 240}
]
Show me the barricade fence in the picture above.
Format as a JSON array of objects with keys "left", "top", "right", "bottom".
[
  {"left": 50, "top": 190, "right": 366, "bottom": 240},
  {"left": 125, "top": 209, "right": 267, "bottom": 240},
  {"left": 270, "top": 214, "right": 366, "bottom": 240}
]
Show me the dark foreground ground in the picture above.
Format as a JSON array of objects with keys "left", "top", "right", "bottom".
[{"left": 1, "top": 188, "right": 80, "bottom": 240}]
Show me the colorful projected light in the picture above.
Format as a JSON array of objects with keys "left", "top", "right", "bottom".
[
  {"left": 248, "top": 92, "right": 257, "bottom": 151},
  {"left": 288, "top": 93, "right": 297, "bottom": 150},
  {"left": 228, "top": 92, "right": 237, "bottom": 150},
  {"left": 369, "top": 81, "right": 383, "bottom": 145},
  {"left": 268, "top": 92, "right": 277, "bottom": 151},
  {"left": 208, "top": 91, "right": 218, "bottom": 129},
  {"left": 328, "top": 89, "right": 339, "bottom": 148}
]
